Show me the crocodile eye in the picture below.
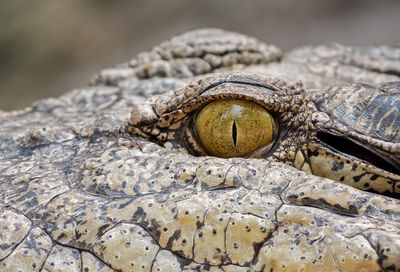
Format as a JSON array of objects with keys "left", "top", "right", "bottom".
[{"left": 193, "top": 99, "right": 278, "bottom": 158}]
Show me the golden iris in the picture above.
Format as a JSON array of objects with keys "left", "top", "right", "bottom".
[{"left": 195, "top": 99, "right": 277, "bottom": 158}]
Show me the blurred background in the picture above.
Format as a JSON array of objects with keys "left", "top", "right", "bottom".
[{"left": 1, "top": 0, "right": 400, "bottom": 110}]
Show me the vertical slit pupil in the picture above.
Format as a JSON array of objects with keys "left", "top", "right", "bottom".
[{"left": 232, "top": 121, "right": 237, "bottom": 146}]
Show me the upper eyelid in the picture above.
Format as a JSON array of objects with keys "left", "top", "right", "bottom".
[
  {"left": 157, "top": 79, "right": 290, "bottom": 128},
  {"left": 153, "top": 73, "right": 296, "bottom": 117}
]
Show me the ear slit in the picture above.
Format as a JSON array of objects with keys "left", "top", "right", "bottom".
[{"left": 316, "top": 131, "right": 400, "bottom": 176}]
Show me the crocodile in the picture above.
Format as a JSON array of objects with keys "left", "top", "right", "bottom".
[{"left": 1, "top": 29, "right": 400, "bottom": 271}]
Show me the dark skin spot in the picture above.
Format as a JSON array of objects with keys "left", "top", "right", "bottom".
[
  {"left": 331, "top": 161, "right": 344, "bottom": 171},
  {"left": 371, "top": 174, "right": 379, "bottom": 181},
  {"left": 353, "top": 173, "right": 367, "bottom": 183},
  {"left": 308, "top": 149, "right": 319, "bottom": 157}
]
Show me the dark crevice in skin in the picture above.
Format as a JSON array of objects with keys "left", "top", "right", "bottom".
[
  {"left": 0, "top": 225, "right": 33, "bottom": 262},
  {"left": 192, "top": 208, "right": 207, "bottom": 264},
  {"left": 40, "top": 189, "right": 72, "bottom": 214},
  {"left": 286, "top": 196, "right": 361, "bottom": 217},
  {"left": 316, "top": 131, "right": 400, "bottom": 176},
  {"left": 40, "top": 228, "right": 114, "bottom": 271},
  {"left": 359, "top": 232, "right": 385, "bottom": 272},
  {"left": 0, "top": 205, "right": 38, "bottom": 263},
  {"left": 0, "top": 225, "right": 54, "bottom": 269},
  {"left": 250, "top": 227, "right": 277, "bottom": 267},
  {"left": 38, "top": 243, "right": 55, "bottom": 272},
  {"left": 130, "top": 214, "right": 252, "bottom": 270},
  {"left": 365, "top": 188, "right": 400, "bottom": 200},
  {"left": 79, "top": 250, "right": 84, "bottom": 272},
  {"left": 150, "top": 248, "right": 162, "bottom": 271}
]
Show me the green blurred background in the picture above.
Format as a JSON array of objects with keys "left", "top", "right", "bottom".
[{"left": 1, "top": 0, "right": 400, "bottom": 110}]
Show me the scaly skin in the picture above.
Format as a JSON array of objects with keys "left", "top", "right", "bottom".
[{"left": 1, "top": 29, "right": 400, "bottom": 271}]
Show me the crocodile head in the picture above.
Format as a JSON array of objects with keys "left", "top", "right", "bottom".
[
  {"left": 2, "top": 29, "right": 400, "bottom": 271},
  {"left": 128, "top": 73, "right": 400, "bottom": 198}
]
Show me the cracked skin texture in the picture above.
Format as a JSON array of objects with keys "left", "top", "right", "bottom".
[{"left": 1, "top": 29, "right": 400, "bottom": 271}]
